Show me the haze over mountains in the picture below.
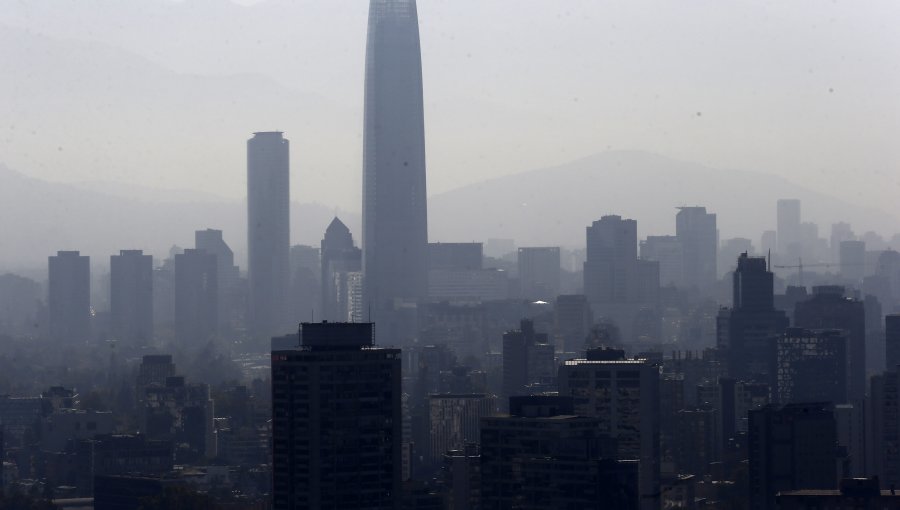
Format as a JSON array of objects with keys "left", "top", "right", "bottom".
[
  {"left": 2, "top": 0, "right": 899, "bottom": 216},
  {"left": 2, "top": 150, "right": 897, "bottom": 271}
]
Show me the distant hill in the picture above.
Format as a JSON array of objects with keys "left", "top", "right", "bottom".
[
  {"left": 428, "top": 151, "right": 900, "bottom": 248},
  {"left": 2, "top": 150, "right": 897, "bottom": 272},
  {"left": 0, "top": 163, "right": 359, "bottom": 271}
]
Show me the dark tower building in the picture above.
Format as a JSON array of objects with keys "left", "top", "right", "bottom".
[
  {"left": 110, "top": 250, "right": 153, "bottom": 346},
  {"left": 749, "top": 403, "right": 838, "bottom": 510},
  {"left": 321, "top": 217, "right": 362, "bottom": 322},
  {"left": 174, "top": 249, "right": 218, "bottom": 347},
  {"left": 794, "top": 286, "right": 866, "bottom": 402},
  {"left": 48, "top": 250, "right": 91, "bottom": 344},
  {"left": 887, "top": 314, "right": 900, "bottom": 371},
  {"left": 362, "top": 0, "right": 429, "bottom": 343},
  {"left": 772, "top": 328, "right": 848, "bottom": 405},
  {"left": 271, "top": 322, "right": 402, "bottom": 510},
  {"left": 719, "top": 253, "right": 789, "bottom": 381},
  {"left": 247, "top": 131, "right": 291, "bottom": 339}
]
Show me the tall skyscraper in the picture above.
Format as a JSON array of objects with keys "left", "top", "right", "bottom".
[
  {"left": 247, "top": 131, "right": 291, "bottom": 339},
  {"left": 320, "top": 217, "right": 362, "bottom": 322},
  {"left": 777, "top": 199, "right": 802, "bottom": 259},
  {"left": 271, "top": 322, "right": 401, "bottom": 510},
  {"left": 517, "top": 247, "right": 561, "bottom": 300},
  {"left": 718, "top": 253, "right": 789, "bottom": 381},
  {"left": 676, "top": 206, "right": 717, "bottom": 292},
  {"left": 110, "top": 250, "right": 153, "bottom": 346},
  {"left": 195, "top": 229, "right": 240, "bottom": 333},
  {"left": 174, "top": 249, "right": 218, "bottom": 347},
  {"left": 363, "top": 0, "right": 429, "bottom": 343},
  {"left": 48, "top": 250, "right": 91, "bottom": 344}
]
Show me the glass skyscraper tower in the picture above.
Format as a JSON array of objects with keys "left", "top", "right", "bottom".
[{"left": 362, "top": 0, "right": 429, "bottom": 342}]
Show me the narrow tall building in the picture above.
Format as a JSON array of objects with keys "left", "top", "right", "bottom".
[
  {"left": 272, "top": 322, "right": 401, "bottom": 509},
  {"left": 320, "top": 218, "right": 362, "bottom": 322},
  {"left": 363, "top": 0, "right": 429, "bottom": 343},
  {"left": 110, "top": 250, "right": 153, "bottom": 346},
  {"left": 48, "top": 250, "right": 91, "bottom": 344},
  {"left": 247, "top": 131, "right": 291, "bottom": 339},
  {"left": 719, "top": 253, "right": 789, "bottom": 381},
  {"left": 675, "top": 206, "right": 717, "bottom": 292},
  {"left": 174, "top": 249, "right": 218, "bottom": 347}
]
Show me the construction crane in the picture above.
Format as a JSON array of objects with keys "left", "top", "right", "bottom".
[{"left": 772, "top": 258, "right": 863, "bottom": 287}]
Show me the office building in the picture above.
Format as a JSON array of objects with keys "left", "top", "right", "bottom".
[
  {"left": 749, "top": 403, "right": 838, "bottom": 510},
  {"left": 517, "top": 247, "right": 561, "bottom": 300},
  {"left": 718, "top": 253, "right": 789, "bottom": 381},
  {"left": 110, "top": 250, "right": 153, "bottom": 346},
  {"left": 272, "top": 322, "right": 401, "bottom": 509},
  {"left": 195, "top": 229, "right": 240, "bottom": 332},
  {"left": 794, "top": 286, "right": 865, "bottom": 402},
  {"left": 363, "top": 0, "right": 429, "bottom": 343},
  {"left": 321, "top": 217, "right": 362, "bottom": 322},
  {"left": 480, "top": 396, "right": 639, "bottom": 510},
  {"left": 429, "top": 243, "right": 482, "bottom": 271},
  {"left": 888, "top": 314, "right": 900, "bottom": 370},
  {"left": 773, "top": 328, "right": 848, "bottom": 405},
  {"left": 676, "top": 206, "right": 717, "bottom": 292},
  {"left": 174, "top": 249, "right": 218, "bottom": 346},
  {"left": 441, "top": 444, "right": 480, "bottom": 510},
  {"left": 583, "top": 215, "right": 660, "bottom": 342},
  {"left": 427, "top": 394, "right": 495, "bottom": 465},
  {"left": 554, "top": 294, "right": 593, "bottom": 353},
  {"left": 501, "top": 319, "right": 555, "bottom": 403},
  {"left": 48, "top": 250, "right": 91, "bottom": 344},
  {"left": 839, "top": 240, "right": 866, "bottom": 284},
  {"left": 869, "top": 369, "right": 900, "bottom": 487},
  {"left": 777, "top": 199, "right": 802, "bottom": 259},
  {"left": 247, "top": 131, "right": 291, "bottom": 339},
  {"left": 640, "top": 235, "right": 684, "bottom": 288},
  {"left": 558, "top": 351, "right": 660, "bottom": 510}
]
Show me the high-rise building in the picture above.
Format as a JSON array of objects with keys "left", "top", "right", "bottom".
[
  {"left": 271, "top": 322, "right": 401, "bottom": 510},
  {"left": 777, "top": 199, "right": 802, "bottom": 260},
  {"left": 640, "top": 235, "right": 684, "bottom": 288},
  {"left": 363, "top": 0, "right": 429, "bottom": 344},
  {"left": 501, "top": 319, "right": 555, "bottom": 404},
  {"left": 554, "top": 294, "right": 593, "bottom": 353},
  {"left": 110, "top": 250, "right": 153, "bottom": 346},
  {"left": 887, "top": 314, "right": 900, "bottom": 371},
  {"left": 583, "top": 215, "right": 660, "bottom": 342},
  {"left": 174, "top": 249, "right": 218, "bottom": 346},
  {"left": 772, "top": 328, "right": 848, "bottom": 405},
  {"left": 428, "top": 243, "right": 482, "bottom": 271},
  {"left": 718, "top": 253, "right": 789, "bottom": 381},
  {"left": 558, "top": 350, "right": 661, "bottom": 510},
  {"left": 321, "top": 218, "right": 362, "bottom": 322},
  {"left": 517, "top": 247, "right": 561, "bottom": 300},
  {"left": 247, "top": 131, "right": 290, "bottom": 339},
  {"left": 195, "top": 229, "right": 241, "bottom": 334},
  {"left": 840, "top": 240, "right": 866, "bottom": 284},
  {"left": 749, "top": 403, "right": 838, "bottom": 510},
  {"left": 794, "top": 286, "right": 865, "bottom": 402},
  {"left": 480, "top": 396, "right": 639, "bottom": 510},
  {"left": 289, "top": 244, "right": 321, "bottom": 323},
  {"left": 676, "top": 206, "right": 717, "bottom": 292},
  {"left": 427, "top": 394, "right": 495, "bottom": 465},
  {"left": 48, "top": 250, "right": 91, "bottom": 344}
]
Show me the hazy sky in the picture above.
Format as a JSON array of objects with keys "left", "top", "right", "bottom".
[{"left": 2, "top": 0, "right": 899, "bottom": 218}]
